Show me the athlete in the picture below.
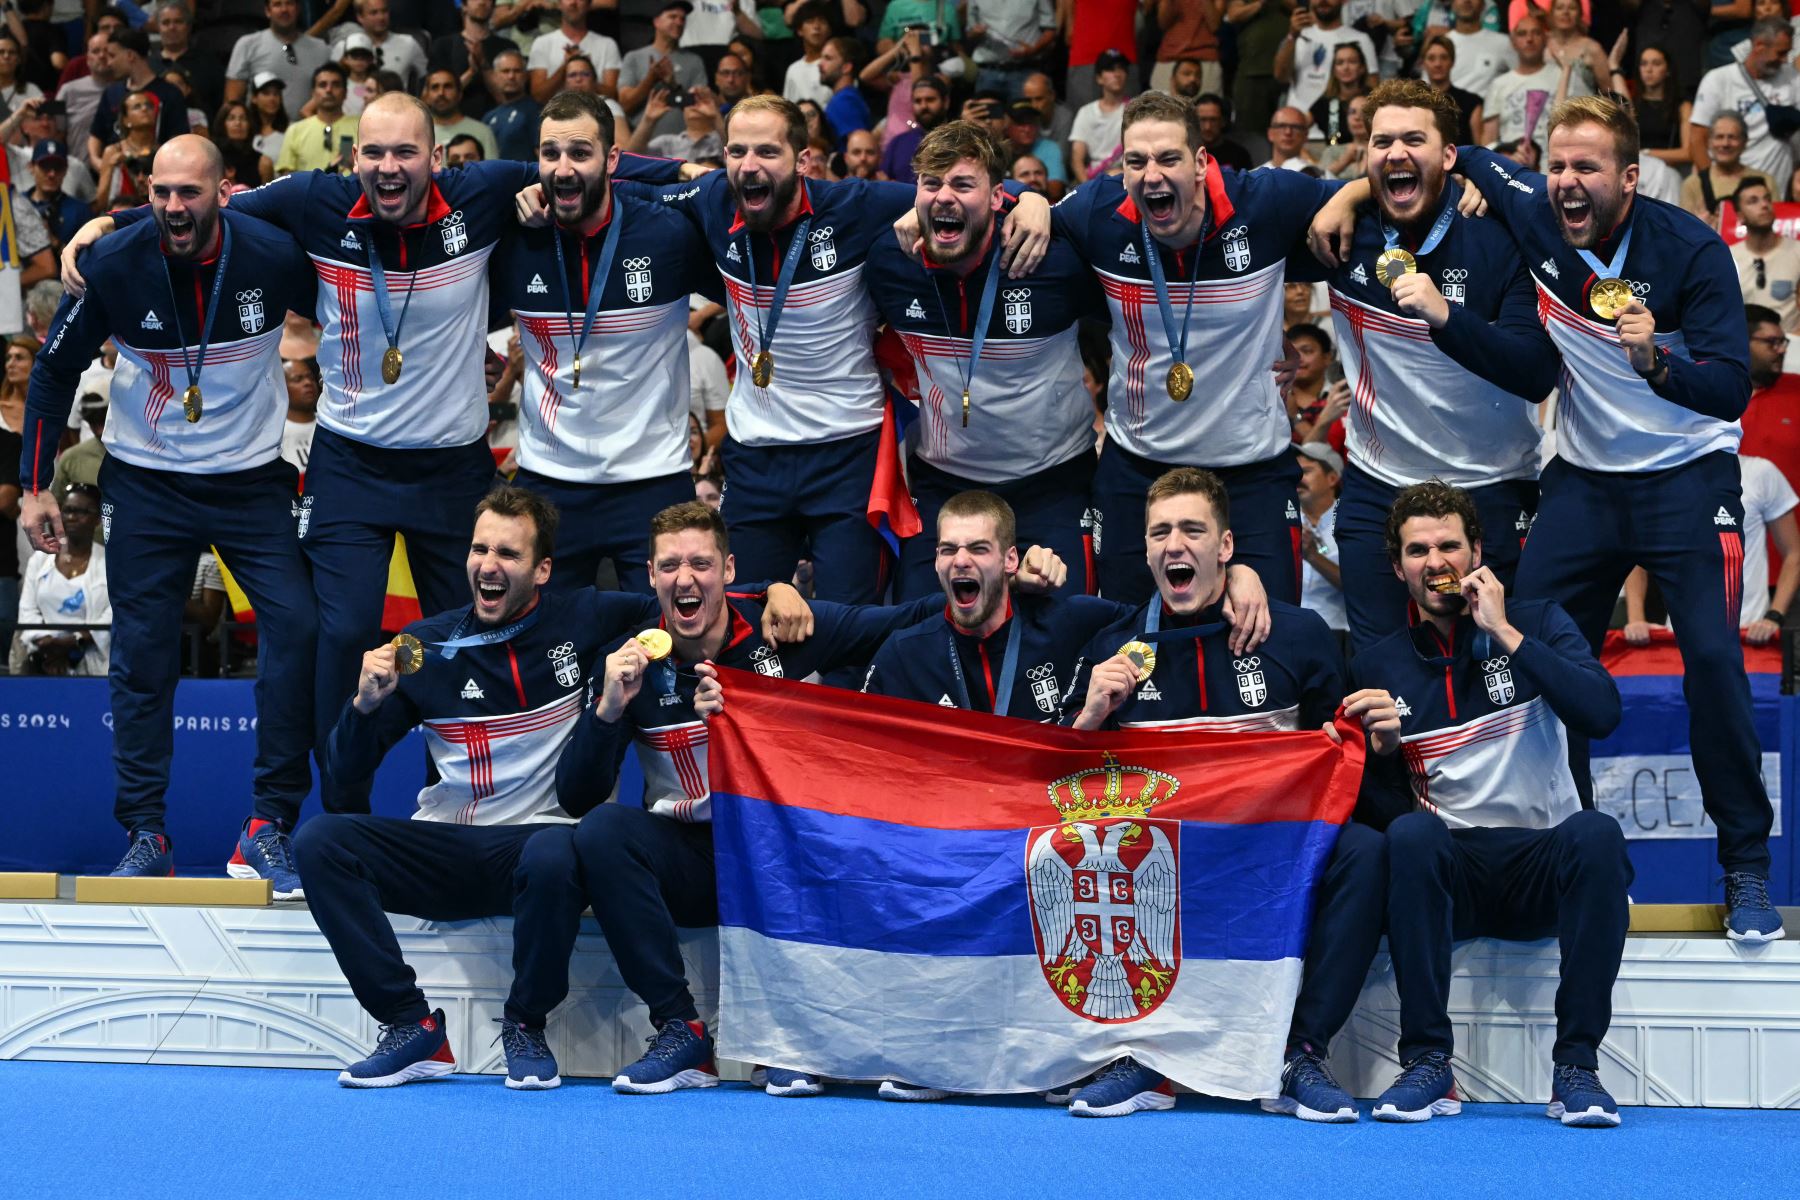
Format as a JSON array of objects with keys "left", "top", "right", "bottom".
[
  {"left": 1349, "top": 481, "right": 1629, "bottom": 1128},
  {"left": 293, "top": 486, "right": 813, "bottom": 1089},
  {"left": 494, "top": 90, "right": 720, "bottom": 593},
  {"left": 1049, "top": 90, "right": 1342, "bottom": 605},
  {"left": 18, "top": 136, "right": 319, "bottom": 891},
  {"left": 1310, "top": 79, "right": 1556, "bottom": 650},
  {"left": 1315, "top": 95, "right": 1782, "bottom": 941},
  {"left": 1060, "top": 467, "right": 1387, "bottom": 1121},
  {"left": 864, "top": 121, "right": 1104, "bottom": 600}
]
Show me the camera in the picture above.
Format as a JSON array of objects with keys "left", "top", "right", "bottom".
[{"left": 667, "top": 86, "right": 693, "bottom": 108}]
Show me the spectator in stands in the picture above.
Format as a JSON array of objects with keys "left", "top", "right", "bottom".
[
  {"left": 1628, "top": 0, "right": 1705, "bottom": 108},
  {"left": 967, "top": 0, "right": 1057, "bottom": 100},
  {"left": 0, "top": 169, "right": 49, "bottom": 336},
  {"left": 248, "top": 73, "right": 290, "bottom": 165},
  {"left": 1296, "top": 442, "right": 1347, "bottom": 638},
  {"left": 1020, "top": 71, "right": 1076, "bottom": 167},
  {"left": 24, "top": 281, "right": 60, "bottom": 343},
  {"left": 17, "top": 481, "right": 108, "bottom": 677},
  {"left": 213, "top": 100, "right": 275, "bottom": 187},
  {"left": 688, "top": 326, "right": 726, "bottom": 472},
  {"left": 528, "top": 0, "right": 623, "bottom": 103},
  {"left": 1071, "top": 48, "right": 1129, "bottom": 181},
  {"left": 713, "top": 52, "right": 752, "bottom": 116},
  {"left": 621, "top": 1, "right": 707, "bottom": 140},
  {"left": 1691, "top": 18, "right": 1799, "bottom": 202},
  {"left": 1195, "top": 92, "right": 1252, "bottom": 170},
  {"left": 694, "top": 471, "right": 722, "bottom": 509},
  {"left": 1416, "top": 36, "right": 1485, "bottom": 147},
  {"left": 317, "top": 0, "right": 426, "bottom": 92},
  {"left": 1730, "top": 179, "right": 1800, "bottom": 337},
  {"left": 1066, "top": 0, "right": 1139, "bottom": 106},
  {"left": 482, "top": 48, "right": 539, "bottom": 162},
  {"left": 1740, "top": 304, "right": 1800, "bottom": 494},
  {"left": 423, "top": 68, "right": 498, "bottom": 161},
  {"left": 1483, "top": 13, "right": 1589, "bottom": 163},
  {"left": 1001, "top": 100, "right": 1065, "bottom": 183},
  {"left": 93, "top": 92, "right": 158, "bottom": 211},
  {"left": 1010, "top": 153, "right": 1051, "bottom": 194},
  {"left": 1284, "top": 280, "right": 1327, "bottom": 329},
  {"left": 841, "top": 127, "right": 879, "bottom": 179},
  {"left": 1311, "top": 42, "right": 1373, "bottom": 145},
  {"left": 1681, "top": 112, "right": 1772, "bottom": 222},
  {"left": 877, "top": 72, "right": 947, "bottom": 183},
  {"left": 1441, "top": 0, "right": 1514, "bottom": 97},
  {"left": 282, "top": 357, "right": 319, "bottom": 473},
  {"left": 632, "top": 84, "right": 723, "bottom": 160},
  {"left": 274, "top": 63, "right": 357, "bottom": 175},
  {"left": 1277, "top": 0, "right": 1377, "bottom": 118},
  {"left": 1285, "top": 322, "right": 1334, "bottom": 434},
  {"left": 1625, "top": 44, "right": 1690, "bottom": 169},
  {"left": 816, "top": 36, "right": 869, "bottom": 151},
  {"left": 560, "top": 55, "right": 600, "bottom": 98},
  {"left": 59, "top": 31, "right": 118, "bottom": 155},
  {"left": 1153, "top": 0, "right": 1223, "bottom": 96},
  {"left": 795, "top": 96, "right": 825, "bottom": 145},
  {"left": 429, "top": 0, "right": 512, "bottom": 117},
  {"left": 445, "top": 133, "right": 484, "bottom": 167},
  {"left": 153, "top": 2, "right": 224, "bottom": 120},
  {"left": 682, "top": 0, "right": 759, "bottom": 67},
  {"left": 162, "top": 64, "right": 210, "bottom": 137},
  {"left": 339, "top": 34, "right": 380, "bottom": 115},
  {"left": 91, "top": 27, "right": 190, "bottom": 159},
  {"left": 1542, "top": 0, "right": 1609, "bottom": 95},
  {"left": 782, "top": 3, "right": 835, "bottom": 109},
  {"left": 1226, "top": 0, "right": 1290, "bottom": 140},
  {"left": 1261, "top": 105, "right": 1321, "bottom": 171},
  {"left": 26, "top": 140, "right": 85, "bottom": 255},
  {"left": 1320, "top": 95, "right": 1370, "bottom": 179},
  {"left": 184, "top": 551, "right": 228, "bottom": 666},
  {"left": 0, "top": 334, "right": 17, "bottom": 622},
  {"left": 59, "top": 8, "right": 130, "bottom": 91},
  {"left": 0, "top": 34, "right": 42, "bottom": 124},
  {"left": 50, "top": 392, "right": 107, "bottom": 502},
  {"left": 4, "top": 100, "right": 97, "bottom": 205},
  {"left": 226, "top": 0, "right": 332, "bottom": 121}
]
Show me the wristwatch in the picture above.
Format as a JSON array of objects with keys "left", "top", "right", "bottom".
[
  {"left": 1635, "top": 344, "right": 1669, "bottom": 386},
  {"left": 1764, "top": 608, "right": 1785, "bottom": 625}
]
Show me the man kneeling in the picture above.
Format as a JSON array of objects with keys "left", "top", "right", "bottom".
[{"left": 1353, "top": 481, "right": 1631, "bottom": 1127}]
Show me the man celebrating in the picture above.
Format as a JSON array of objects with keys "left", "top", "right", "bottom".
[
  {"left": 495, "top": 91, "right": 718, "bottom": 591},
  {"left": 295, "top": 486, "right": 808, "bottom": 1089},
  {"left": 1307, "top": 79, "right": 1552, "bottom": 649},
  {"left": 866, "top": 121, "right": 1102, "bottom": 598},
  {"left": 1318, "top": 96, "right": 1781, "bottom": 940},
  {"left": 1061, "top": 467, "right": 1385, "bottom": 1122},
  {"left": 19, "top": 136, "right": 318, "bottom": 889},
  {"left": 1052, "top": 90, "right": 1340, "bottom": 604},
  {"left": 1350, "top": 481, "right": 1629, "bottom": 1127}
]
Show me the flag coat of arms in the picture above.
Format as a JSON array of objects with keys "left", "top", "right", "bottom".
[{"left": 707, "top": 670, "right": 1364, "bottom": 1099}]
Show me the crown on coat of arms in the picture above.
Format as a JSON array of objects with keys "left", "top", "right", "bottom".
[{"left": 1046, "top": 753, "right": 1179, "bottom": 822}]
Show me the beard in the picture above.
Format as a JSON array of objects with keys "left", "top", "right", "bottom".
[
  {"left": 543, "top": 168, "right": 607, "bottom": 226},
  {"left": 730, "top": 169, "right": 800, "bottom": 233},
  {"left": 155, "top": 204, "right": 218, "bottom": 258}
]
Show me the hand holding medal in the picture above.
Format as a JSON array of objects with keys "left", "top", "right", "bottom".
[{"left": 1613, "top": 297, "right": 1661, "bottom": 378}]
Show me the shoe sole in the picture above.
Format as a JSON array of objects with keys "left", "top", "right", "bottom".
[
  {"left": 226, "top": 861, "right": 304, "bottom": 901},
  {"left": 506, "top": 1074, "right": 562, "bottom": 1090},
  {"left": 764, "top": 1079, "right": 824, "bottom": 1097},
  {"left": 612, "top": 1069, "right": 719, "bottom": 1095},
  {"left": 338, "top": 1059, "right": 456, "bottom": 1088},
  {"left": 1069, "top": 1090, "right": 1177, "bottom": 1118},
  {"left": 1260, "top": 1095, "right": 1358, "bottom": 1123},
  {"left": 878, "top": 1082, "right": 951, "bottom": 1102},
  {"left": 1546, "top": 1102, "right": 1621, "bottom": 1127},
  {"left": 1372, "top": 1098, "right": 1461, "bottom": 1122},
  {"left": 1727, "top": 926, "right": 1786, "bottom": 943}
]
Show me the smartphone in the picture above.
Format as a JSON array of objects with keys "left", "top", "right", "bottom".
[
  {"left": 39, "top": 99, "right": 64, "bottom": 117},
  {"left": 906, "top": 23, "right": 937, "bottom": 47},
  {"left": 668, "top": 87, "right": 693, "bottom": 108},
  {"left": 1325, "top": 361, "right": 1346, "bottom": 388}
]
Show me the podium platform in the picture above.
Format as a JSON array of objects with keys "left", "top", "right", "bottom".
[{"left": 2, "top": 896, "right": 1795, "bottom": 1107}]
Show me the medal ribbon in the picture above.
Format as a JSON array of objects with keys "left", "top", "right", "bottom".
[
  {"left": 1139, "top": 592, "right": 1226, "bottom": 643},
  {"left": 742, "top": 215, "right": 812, "bottom": 372},
  {"left": 945, "top": 608, "right": 1024, "bottom": 716},
  {"left": 550, "top": 195, "right": 626, "bottom": 380},
  {"left": 364, "top": 225, "right": 419, "bottom": 368},
  {"left": 1575, "top": 223, "right": 1633, "bottom": 290},
  {"left": 937, "top": 237, "right": 1005, "bottom": 419},
  {"left": 432, "top": 595, "right": 545, "bottom": 660},
  {"left": 1142, "top": 213, "right": 1208, "bottom": 373},
  {"left": 1380, "top": 186, "right": 1457, "bottom": 257},
  {"left": 159, "top": 217, "right": 233, "bottom": 403}
]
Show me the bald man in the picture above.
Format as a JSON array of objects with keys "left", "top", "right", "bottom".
[
  {"left": 19, "top": 136, "right": 322, "bottom": 889},
  {"left": 843, "top": 128, "right": 879, "bottom": 179},
  {"left": 62, "top": 93, "right": 684, "bottom": 815}
]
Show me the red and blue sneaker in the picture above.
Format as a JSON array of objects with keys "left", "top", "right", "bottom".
[
  {"left": 1068, "top": 1058, "right": 1175, "bottom": 1117},
  {"left": 1546, "top": 1063, "right": 1621, "bottom": 1128},
  {"left": 613, "top": 1019, "right": 719, "bottom": 1095},
  {"left": 228, "top": 818, "right": 303, "bottom": 901},
  {"left": 110, "top": 831, "right": 173, "bottom": 877},
  {"left": 338, "top": 1009, "right": 457, "bottom": 1088},
  {"left": 1372, "top": 1050, "right": 1461, "bottom": 1122}
]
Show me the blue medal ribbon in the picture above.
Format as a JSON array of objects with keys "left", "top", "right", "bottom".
[
  {"left": 1142, "top": 215, "right": 1208, "bottom": 377},
  {"left": 363, "top": 225, "right": 418, "bottom": 366},
  {"left": 945, "top": 608, "right": 1024, "bottom": 717},
  {"left": 1380, "top": 187, "right": 1457, "bottom": 258},
  {"left": 937, "top": 237, "right": 1005, "bottom": 426},
  {"left": 550, "top": 194, "right": 626, "bottom": 384},
  {"left": 431, "top": 597, "right": 545, "bottom": 661},
  {"left": 742, "top": 214, "right": 812, "bottom": 375},
  {"left": 1575, "top": 223, "right": 1633, "bottom": 288},
  {"left": 1139, "top": 592, "right": 1227, "bottom": 643},
  {"left": 159, "top": 218, "right": 233, "bottom": 405}
]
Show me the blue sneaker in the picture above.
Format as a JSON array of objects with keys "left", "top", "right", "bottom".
[
  {"left": 1724, "top": 872, "right": 1785, "bottom": 943},
  {"left": 877, "top": 1079, "right": 952, "bottom": 1102},
  {"left": 1372, "top": 1050, "right": 1460, "bottom": 1122},
  {"left": 613, "top": 1019, "right": 719, "bottom": 1094},
  {"left": 339, "top": 1009, "right": 456, "bottom": 1088},
  {"left": 757, "top": 1066, "right": 824, "bottom": 1097},
  {"left": 1068, "top": 1058, "right": 1175, "bottom": 1117},
  {"left": 1546, "top": 1063, "right": 1621, "bottom": 1127},
  {"left": 495, "top": 1019, "right": 560, "bottom": 1090},
  {"left": 1043, "top": 1072, "right": 1097, "bottom": 1105},
  {"left": 228, "top": 818, "right": 303, "bottom": 900},
  {"left": 110, "top": 831, "right": 173, "bottom": 877},
  {"left": 1260, "top": 1044, "right": 1358, "bottom": 1123}
]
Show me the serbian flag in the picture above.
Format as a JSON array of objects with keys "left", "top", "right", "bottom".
[
  {"left": 867, "top": 327, "right": 923, "bottom": 555},
  {"left": 707, "top": 669, "right": 1364, "bottom": 1100}
]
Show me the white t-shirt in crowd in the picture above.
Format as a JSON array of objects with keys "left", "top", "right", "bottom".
[
  {"left": 782, "top": 54, "right": 833, "bottom": 108},
  {"left": 682, "top": 0, "right": 756, "bottom": 47},
  {"left": 1637, "top": 153, "right": 1682, "bottom": 205},
  {"left": 687, "top": 329, "right": 728, "bottom": 424},
  {"left": 1071, "top": 98, "right": 1126, "bottom": 177},
  {"left": 527, "top": 30, "right": 623, "bottom": 79},
  {"left": 1693, "top": 60, "right": 1800, "bottom": 200},
  {"left": 281, "top": 418, "right": 316, "bottom": 473},
  {"left": 1737, "top": 455, "right": 1798, "bottom": 627},
  {"left": 1286, "top": 24, "right": 1379, "bottom": 115},
  {"left": 1446, "top": 28, "right": 1516, "bottom": 96},
  {"left": 18, "top": 543, "right": 110, "bottom": 676},
  {"left": 1301, "top": 505, "right": 1348, "bottom": 632},
  {"left": 1486, "top": 64, "right": 1592, "bottom": 160}
]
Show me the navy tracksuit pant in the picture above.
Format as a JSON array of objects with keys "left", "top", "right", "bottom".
[
  {"left": 1287, "top": 822, "right": 1389, "bottom": 1056},
  {"left": 1385, "top": 810, "right": 1632, "bottom": 1070},
  {"left": 1335, "top": 464, "right": 1538, "bottom": 653},
  {"left": 98, "top": 456, "right": 316, "bottom": 835},
  {"left": 511, "top": 468, "right": 696, "bottom": 593},
  {"left": 300, "top": 427, "right": 498, "bottom": 812},
  {"left": 897, "top": 452, "right": 1098, "bottom": 601},
  {"left": 720, "top": 429, "right": 888, "bottom": 606},
  {"left": 292, "top": 814, "right": 584, "bottom": 1028},
  {"left": 1515, "top": 451, "right": 1774, "bottom": 874},
  {"left": 1090, "top": 445, "right": 1302, "bottom": 605}
]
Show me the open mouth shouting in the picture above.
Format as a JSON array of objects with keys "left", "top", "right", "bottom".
[
  {"left": 1162, "top": 561, "right": 1197, "bottom": 599},
  {"left": 1382, "top": 165, "right": 1420, "bottom": 207},
  {"left": 928, "top": 206, "right": 968, "bottom": 251},
  {"left": 372, "top": 175, "right": 410, "bottom": 213},
  {"left": 737, "top": 176, "right": 773, "bottom": 213},
  {"left": 474, "top": 576, "right": 510, "bottom": 616},
  {"left": 549, "top": 174, "right": 585, "bottom": 215},
  {"left": 1140, "top": 185, "right": 1178, "bottom": 225},
  {"left": 161, "top": 210, "right": 197, "bottom": 251},
  {"left": 948, "top": 575, "right": 983, "bottom": 612},
  {"left": 671, "top": 591, "right": 705, "bottom": 629},
  {"left": 1556, "top": 188, "right": 1595, "bottom": 240}
]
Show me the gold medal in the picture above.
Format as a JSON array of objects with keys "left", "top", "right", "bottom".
[
  {"left": 382, "top": 346, "right": 403, "bottom": 385},
  {"left": 1374, "top": 247, "right": 1417, "bottom": 288},
  {"left": 636, "top": 627, "right": 673, "bottom": 661},
  {"left": 1118, "top": 639, "right": 1157, "bottom": 683},
  {"left": 390, "top": 632, "right": 425, "bottom": 675},
  {"left": 572, "top": 359, "right": 581, "bottom": 387},
  {"left": 961, "top": 387, "right": 970, "bottom": 427},
  {"left": 750, "top": 350, "right": 774, "bottom": 389},
  {"left": 182, "top": 385, "right": 202, "bottom": 424},
  {"left": 1589, "top": 278, "right": 1632, "bottom": 320},
  {"left": 1166, "top": 362, "right": 1194, "bottom": 402},
  {"left": 1425, "top": 571, "right": 1462, "bottom": 595}
]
